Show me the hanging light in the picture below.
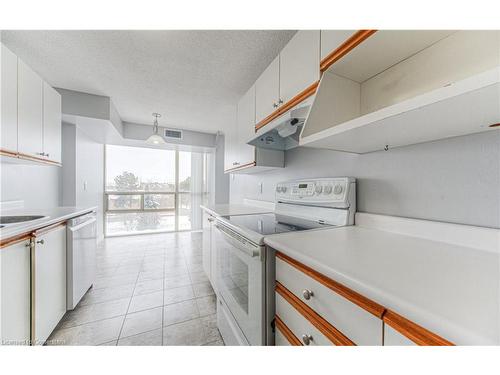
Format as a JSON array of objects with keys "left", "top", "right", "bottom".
[{"left": 146, "top": 113, "right": 166, "bottom": 145}]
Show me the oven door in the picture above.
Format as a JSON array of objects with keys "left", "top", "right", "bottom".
[{"left": 214, "top": 222, "right": 265, "bottom": 345}]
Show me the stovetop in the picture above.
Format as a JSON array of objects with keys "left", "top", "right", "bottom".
[{"left": 220, "top": 213, "right": 335, "bottom": 236}]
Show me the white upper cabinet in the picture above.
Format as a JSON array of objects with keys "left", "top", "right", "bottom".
[
  {"left": 279, "top": 30, "right": 320, "bottom": 104},
  {"left": 255, "top": 56, "right": 280, "bottom": 124},
  {"left": 42, "top": 83, "right": 62, "bottom": 163},
  {"left": 224, "top": 125, "right": 237, "bottom": 171},
  {"left": 1, "top": 44, "right": 18, "bottom": 153},
  {"left": 17, "top": 59, "right": 43, "bottom": 158},
  {"left": 236, "top": 84, "right": 256, "bottom": 165},
  {"left": 320, "top": 30, "right": 356, "bottom": 60}
]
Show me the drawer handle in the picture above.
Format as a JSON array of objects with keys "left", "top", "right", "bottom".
[
  {"left": 302, "top": 289, "right": 314, "bottom": 300},
  {"left": 36, "top": 239, "right": 45, "bottom": 245},
  {"left": 302, "top": 334, "right": 313, "bottom": 345}
]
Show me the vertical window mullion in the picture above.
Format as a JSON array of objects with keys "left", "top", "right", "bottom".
[{"left": 175, "top": 150, "right": 179, "bottom": 232}]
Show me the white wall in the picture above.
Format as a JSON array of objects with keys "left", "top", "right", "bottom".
[
  {"left": 61, "top": 123, "right": 104, "bottom": 238},
  {"left": 0, "top": 162, "right": 60, "bottom": 208},
  {"left": 230, "top": 131, "right": 500, "bottom": 228}
]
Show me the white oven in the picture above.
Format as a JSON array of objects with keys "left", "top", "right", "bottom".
[{"left": 213, "top": 222, "right": 266, "bottom": 346}]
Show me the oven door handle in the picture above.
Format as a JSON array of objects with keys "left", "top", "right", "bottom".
[{"left": 215, "top": 223, "right": 261, "bottom": 258}]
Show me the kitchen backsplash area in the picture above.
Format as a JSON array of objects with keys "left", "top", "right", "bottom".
[
  {"left": 0, "top": 162, "right": 61, "bottom": 209},
  {"left": 230, "top": 131, "right": 500, "bottom": 228}
]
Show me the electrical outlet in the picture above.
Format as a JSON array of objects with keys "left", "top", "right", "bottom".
[{"left": 83, "top": 181, "right": 88, "bottom": 191}]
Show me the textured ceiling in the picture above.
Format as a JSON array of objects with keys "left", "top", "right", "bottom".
[{"left": 1, "top": 30, "right": 296, "bottom": 134}]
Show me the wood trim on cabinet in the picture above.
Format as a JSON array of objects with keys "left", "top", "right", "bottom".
[
  {"left": 383, "top": 310, "right": 454, "bottom": 346},
  {"left": 0, "top": 148, "right": 61, "bottom": 167},
  {"left": 224, "top": 161, "right": 256, "bottom": 173},
  {"left": 0, "top": 233, "right": 32, "bottom": 248},
  {"left": 276, "top": 251, "right": 386, "bottom": 319},
  {"left": 276, "top": 281, "right": 355, "bottom": 346},
  {"left": 489, "top": 123, "right": 500, "bottom": 128},
  {"left": 320, "top": 30, "right": 377, "bottom": 73},
  {"left": 275, "top": 315, "right": 303, "bottom": 346},
  {"left": 255, "top": 81, "right": 319, "bottom": 132}
]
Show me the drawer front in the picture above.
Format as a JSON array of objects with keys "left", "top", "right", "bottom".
[
  {"left": 275, "top": 327, "right": 291, "bottom": 346},
  {"left": 276, "top": 256, "right": 383, "bottom": 345},
  {"left": 276, "top": 293, "right": 333, "bottom": 346}
]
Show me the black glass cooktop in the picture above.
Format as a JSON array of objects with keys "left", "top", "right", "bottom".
[{"left": 221, "top": 213, "right": 333, "bottom": 236}]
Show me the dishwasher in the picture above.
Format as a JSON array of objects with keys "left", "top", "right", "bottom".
[{"left": 67, "top": 211, "right": 97, "bottom": 310}]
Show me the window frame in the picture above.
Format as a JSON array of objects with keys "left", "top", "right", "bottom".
[{"left": 103, "top": 145, "right": 193, "bottom": 237}]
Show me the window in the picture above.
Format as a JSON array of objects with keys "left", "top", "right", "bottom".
[{"left": 104, "top": 145, "right": 212, "bottom": 236}]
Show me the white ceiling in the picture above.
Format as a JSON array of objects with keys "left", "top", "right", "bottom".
[{"left": 1, "top": 30, "right": 296, "bottom": 134}]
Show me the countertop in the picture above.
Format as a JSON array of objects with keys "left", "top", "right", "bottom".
[
  {"left": 264, "top": 216, "right": 500, "bottom": 345},
  {"left": 200, "top": 203, "right": 273, "bottom": 217},
  {"left": 0, "top": 206, "right": 97, "bottom": 240}
]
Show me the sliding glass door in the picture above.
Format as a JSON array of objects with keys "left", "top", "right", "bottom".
[{"left": 104, "top": 145, "right": 212, "bottom": 237}]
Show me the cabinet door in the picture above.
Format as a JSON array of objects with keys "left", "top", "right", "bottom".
[
  {"left": 42, "top": 82, "right": 62, "bottom": 163},
  {"left": 1, "top": 44, "right": 18, "bottom": 153},
  {"left": 320, "top": 30, "right": 356, "bottom": 60},
  {"left": 224, "top": 125, "right": 237, "bottom": 171},
  {"left": 236, "top": 84, "right": 256, "bottom": 165},
  {"left": 34, "top": 225, "right": 67, "bottom": 345},
  {"left": 17, "top": 59, "right": 43, "bottom": 158},
  {"left": 255, "top": 56, "right": 280, "bottom": 124},
  {"left": 279, "top": 30, "right": 320, "bottom": 104},
  {"left": 202, "top": 212, "right": 214, "bottom": 282},
  {"left": 1, "top": 238, "right": 31, "bottom": 345}
]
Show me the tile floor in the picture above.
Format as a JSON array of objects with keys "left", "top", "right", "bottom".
[{"left": 47, "top": 231, "right": 224, "bottom": 346}]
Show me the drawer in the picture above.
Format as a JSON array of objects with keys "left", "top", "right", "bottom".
[
  {"left": 276, "top": 293, "right": 333, "bottom": 346},
  {"left": 275, "top": 315, "right": 301, "bottom": 346},
  {"left": 276, "top": 252, "right": 384, "bottom": 345}
]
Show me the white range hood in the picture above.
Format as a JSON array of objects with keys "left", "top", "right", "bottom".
[{"left": 247, "top": 97, "right": 314, "bottom": 151}]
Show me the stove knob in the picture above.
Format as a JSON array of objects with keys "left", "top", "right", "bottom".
[
  {"left": 315, "top": 185, "right": 323, "bottom": 194},
  {"left": 334, "top": 184, "right": 343, "bottom": 194},
  {"left": 324, "top": 185, "right": 333, "bottom": 194},
  {"left": 281, "top": 186, "right": 287, "bottom": 193}
]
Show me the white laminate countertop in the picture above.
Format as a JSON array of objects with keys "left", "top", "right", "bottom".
[
  {"left": 200, "top": 203, "right": 273, "bottom": 217},
  {"left": 264, "top": 217, "right": 500, "bottom": 345},
  {"left": 0, "top": 206, "right": 97, "bottom": 240}
]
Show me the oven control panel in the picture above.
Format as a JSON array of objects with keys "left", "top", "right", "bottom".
[{"left": 275, "top": 177, "right": 355, "bottom": 207}]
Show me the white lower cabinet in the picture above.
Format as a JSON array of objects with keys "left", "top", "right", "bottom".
[
  {"left": 0, "top": 238, "right": 31, "bottom": 345},
  {"left": 34, "top": 225, "right": 67, "bottom": 345},
  {"left": 276, "top": 293, "right": 331, "bottom": 346}
]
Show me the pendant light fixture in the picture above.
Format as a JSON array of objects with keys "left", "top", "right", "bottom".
[{"left": 146, "top": 113, "right": 166, "bottom": 145}]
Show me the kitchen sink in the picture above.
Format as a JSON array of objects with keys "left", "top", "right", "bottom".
[{"left": 0, "top": 215, "right": 47, "bottom": 224}]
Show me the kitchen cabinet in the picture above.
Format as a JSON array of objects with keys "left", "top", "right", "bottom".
[
  {"left": 1, "top": 44, "right": 62, "bottom": 165},
  {"left": 225, "top": 83, "right": 284, "bottom": 174},
  {"left": 0, "top": 237, "right": 31, "bottom": 345},
  {"left": 17, "top": 58, "right": 43, "bottom": 159},
  {"left": 320, "top": 30, "right": 356, "bottom": 60},
  {"left": 42, "top": 82, "right": 62, "bottom": 163},
  {"left": 255, "top": 56, "right": 280, "bottom": 124},
  {"left": 34, "top": 224, "right": 67, "bottom": 345},
  {"left": 279, "top": 30, "right": 320, "bottom": 105},
  {"left": 301, "top": 31, "right": 500, "bottom": 153},
  {"left": 1, "top": 44, "right": 18, "bottom": 153},
  {"left": 224, "top": 124, "right": 237, "bottom": 171},
  {"left": 236, "top": 84, "right": 257, "bottom": 165}
]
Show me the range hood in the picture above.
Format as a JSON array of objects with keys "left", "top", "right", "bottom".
[{"left": 247, "top": 98, "right": 313, "bottom": 151}]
